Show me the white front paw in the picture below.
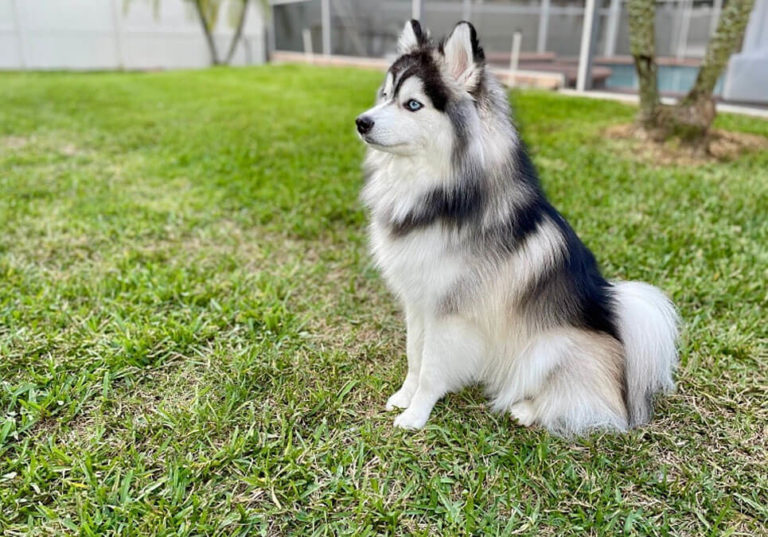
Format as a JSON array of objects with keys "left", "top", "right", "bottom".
[
  {"left": 393, "top": 408, "right": 429, "bottom": 430},
  {"left": 510, "top": 400, "right": 536, "bottom": 427},
  {"left": 385, "top": 387, "right": 414, "bottom": 411}
]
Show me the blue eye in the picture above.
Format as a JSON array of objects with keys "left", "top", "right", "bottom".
[{"left": 406, "top": 99, "right": 423, "bottom": 111}]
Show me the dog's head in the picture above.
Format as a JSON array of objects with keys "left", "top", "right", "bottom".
[{"left": 355, "top": 20, "right": 486, "bottom": 157}]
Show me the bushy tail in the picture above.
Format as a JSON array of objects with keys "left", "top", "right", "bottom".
[{"left": 613, "top": 280, "right": 679, "bottom": 426}]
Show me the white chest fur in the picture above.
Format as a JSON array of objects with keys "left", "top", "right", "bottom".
[
  {"left": 362, "top": 150, "right": 466, "bottom": 308},
  {"left": 369, "top": 220, "right": 466, "bottom": 308}
]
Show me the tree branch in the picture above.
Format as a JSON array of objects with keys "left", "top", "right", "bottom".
[
  {"left": 224, "top": 0, "right": 249, "bottom": 65},
  {"left": 192, "top": 0, "right": 220, "bottom": 65},
  {"left": 683, "top": 0, "right": 755, "bottom": 104}
]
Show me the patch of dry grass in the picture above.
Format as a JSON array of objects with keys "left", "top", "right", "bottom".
[{"left": 604, "top": 123, "right": 768, "bottom": 165}]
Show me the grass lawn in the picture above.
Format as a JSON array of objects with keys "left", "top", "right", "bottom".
[{"left": 0, "top": 65, "right": 766, "bottom": 536}]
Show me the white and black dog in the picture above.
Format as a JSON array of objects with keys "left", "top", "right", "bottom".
[{"left": 356, "top": 20, "right": 678, "bottom": 435}]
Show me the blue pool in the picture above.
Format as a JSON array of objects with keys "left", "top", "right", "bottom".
[{"left": 599, "top": 63, "right": 724, "bottom": 95}]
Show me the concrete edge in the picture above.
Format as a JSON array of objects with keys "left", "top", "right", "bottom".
[{"left": 558, "top": 88, "right": 768, "bottom": 120}]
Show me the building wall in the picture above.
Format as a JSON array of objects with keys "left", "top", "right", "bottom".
[{"left": 0, "top": 0, "right": 265, "bottom": 70}]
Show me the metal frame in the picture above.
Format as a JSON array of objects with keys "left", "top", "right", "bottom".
[
  {"left": 576, "top": 0, "right": 599, "bottom": 92},
  {"left": 269, "top": 0, "right": 729, "bottom": 95}
]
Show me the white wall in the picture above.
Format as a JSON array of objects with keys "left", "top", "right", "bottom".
[
  {"left": 0, "top": 0, "right": 265, "bottom": 70},
  {"left": 723, "top": 0, "right": 768, "bottom": 104}
]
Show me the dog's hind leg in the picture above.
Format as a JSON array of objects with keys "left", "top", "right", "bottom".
[
  {"left": 393, "top": 315, "right": 483, "bottom": 429},
  {"left": 386, "top": 305, "right": 425, "bottom": 411},
  {"left": 515, "top": 330, "right": 629, "bottom": 435}
]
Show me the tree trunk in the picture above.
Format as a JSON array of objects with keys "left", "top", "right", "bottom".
[
  {"left": 627, "top": 0, "right": 660, "bottom": 130},
  {"left": 224, "top": 0, "right": 250, "bottom": 65},
  {"left": 668, "top": 0, "right": 756, "bottom": 143},
  {"left": 628, "top": 0, "right": 756, "bottom": 149},
  {"left": 192, "top": 0, "right": 221, "bottom": 65}
]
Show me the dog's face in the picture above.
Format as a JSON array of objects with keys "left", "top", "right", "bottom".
[
  {"left": 356, "top": 20, "right": 485, "bottom": 157},
  {"left": 356, "top": 69, "right": 451, "bottom": 156}
]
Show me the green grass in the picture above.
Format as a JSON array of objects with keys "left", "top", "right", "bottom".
[{"left": 0, "top": 65, "right": 766, "bottom": 536}]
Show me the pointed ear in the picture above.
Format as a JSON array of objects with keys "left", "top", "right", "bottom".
[
  {"left": 442, "top": 21, "right": 484, "bottom": 90},
  {"left": 397, "top": 19, "right": 427, "bottom": 55}
]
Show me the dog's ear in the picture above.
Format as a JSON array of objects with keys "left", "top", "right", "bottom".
[
  {"left": 441, "top": 21, "right": 485, "bottom": 91},
  {"left": 397, "top": 19, "right": 427, "bottom": 55}
]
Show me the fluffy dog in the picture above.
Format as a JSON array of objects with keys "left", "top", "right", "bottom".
[{"left": 355, "top": 20, "right": 678, "bottom": 435}]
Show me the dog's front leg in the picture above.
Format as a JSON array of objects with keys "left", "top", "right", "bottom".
[
  {"left": 386, "top": 304, "right": 424, "bottom": 411},
  {"left": 393, "top": 316, "right": 482, "bottom": 430}
]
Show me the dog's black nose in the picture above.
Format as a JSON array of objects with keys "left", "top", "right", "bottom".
[{"left": 356, "top": 116, "right": 374, "bottom": 135}]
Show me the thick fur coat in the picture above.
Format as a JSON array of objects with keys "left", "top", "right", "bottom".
[{"left": 355, "top": 20, "right": 678, "bottom": 435}]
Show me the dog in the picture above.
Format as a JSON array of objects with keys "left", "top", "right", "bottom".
[{"left": 355, "top": 20, "right": 679, "bottom": 435}]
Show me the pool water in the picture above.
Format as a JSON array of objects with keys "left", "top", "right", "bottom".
[{"left": 599, "top": 63, "right": 724, "bottom": 95}]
